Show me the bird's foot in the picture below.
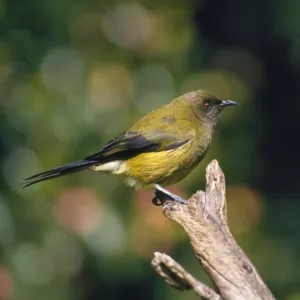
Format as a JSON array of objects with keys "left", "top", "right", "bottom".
[{"left": 152, "top": 184, "right": 188, "bottom": 206}]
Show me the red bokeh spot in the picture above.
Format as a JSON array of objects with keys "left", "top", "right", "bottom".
[
  {"left": 54, "top": 187, "right": 103, "bottom": 234},
  {"left": 129, "top": 185, "right": 186, "bottom": 258},
  {"left": 0, "top": 266, "right": 13, "bottom": 299}
]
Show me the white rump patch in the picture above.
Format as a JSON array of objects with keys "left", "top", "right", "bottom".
[{"left": 91, "top": 161, "right": 126, "bottom": 174}]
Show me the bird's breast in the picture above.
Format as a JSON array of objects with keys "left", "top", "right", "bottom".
[{"left": 124, "top": 137, "right": 209, "bottom": 189}]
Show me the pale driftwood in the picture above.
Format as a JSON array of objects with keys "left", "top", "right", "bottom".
[{"left": 151, "top": 160, "right": 275, "bottom": 300}]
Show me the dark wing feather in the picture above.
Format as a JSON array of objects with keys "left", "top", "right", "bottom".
[{"left": 84, "top": 131, "right": 189, "bottom": 163}]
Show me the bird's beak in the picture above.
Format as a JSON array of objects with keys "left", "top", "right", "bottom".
[{"left": 220, "top": 100, "right": 238, "bottom": 107}]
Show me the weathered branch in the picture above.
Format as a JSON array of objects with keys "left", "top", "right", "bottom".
[{"left": 151, "top": 160, "right": 275, "bottom": 300}]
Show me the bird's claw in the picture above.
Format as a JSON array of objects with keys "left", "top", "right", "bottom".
[
  {"left": 152, "top": 195, "right": 163, "bottom": 206},
  {"left": 152, "top": 184, "right": 188, "bottom": 206}
]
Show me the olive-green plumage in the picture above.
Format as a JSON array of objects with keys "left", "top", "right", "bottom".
[{"left": 23, "top": 90, "right": 237, "bottom": 189}]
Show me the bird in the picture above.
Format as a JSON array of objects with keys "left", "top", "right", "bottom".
[{"left": 22, "top": 90, "right": 237, "bottom": 205}]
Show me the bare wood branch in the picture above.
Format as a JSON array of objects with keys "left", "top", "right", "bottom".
[
  {"left": 152, "top": 252, "right": 223, "bottom": 300},
  {"left": 151, "top": 160, "right": 275, "bottom": 300}
]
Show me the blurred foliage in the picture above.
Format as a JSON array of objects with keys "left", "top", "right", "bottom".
[{"left": 1, "top": 0, "right": 300, "bottom": 299}]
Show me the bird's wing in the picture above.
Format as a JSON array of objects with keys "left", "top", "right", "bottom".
[
  {"left": 84, "top": 130, "right": 191, "bottom": 163},
  {"left": 85, "top": 105, "right": 197, "bottom": 163}
]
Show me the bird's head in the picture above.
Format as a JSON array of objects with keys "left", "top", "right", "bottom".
[{"left": 187, "top": 90, "right": 238, "bottom": 124}]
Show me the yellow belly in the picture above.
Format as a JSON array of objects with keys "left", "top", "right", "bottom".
[{"left": 123, "top": 140, "right": 207, "bottom": 189}]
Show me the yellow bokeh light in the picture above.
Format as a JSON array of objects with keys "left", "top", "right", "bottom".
[
  {"left": 87, "top": 62, "right": 132, "bottom": 110},
  {"left": 226, "top": 185, "right": 263, "bottom": 234}
]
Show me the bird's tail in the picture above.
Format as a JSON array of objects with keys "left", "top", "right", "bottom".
[{"left": 22, "top": 159, "right": 97, "bottom": 188}]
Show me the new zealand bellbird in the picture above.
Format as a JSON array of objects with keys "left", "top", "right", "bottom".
[{"left": 23, "top": 90, "right": 237, "bottom": 204}]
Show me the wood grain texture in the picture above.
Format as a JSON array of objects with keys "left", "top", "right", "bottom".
[{"left": 152, "top": 160, "right": 275, "bottom": 300}]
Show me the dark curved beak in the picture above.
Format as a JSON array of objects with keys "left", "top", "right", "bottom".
[{"left": 220, "top": 100, "right": 238, "bottom": 107}]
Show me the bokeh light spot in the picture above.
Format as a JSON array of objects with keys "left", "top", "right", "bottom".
[
  {"left": 227, "top": 185, "right": 263, "bottom": 234},
  {"left": 129, "top": 186, "right": 185, "bottom": 258},
  {"left": 3, "top": 147, "right": 42, "bottom": 192},
  {"left": 0, "top": 265, "right": 13, "bottom": 299},
  {"left": 82, "top": 209, "right": 126, "bottom": 257},
  {"left": 43, "top": 232, "right": 83, "bottom": 278},
  {"left": 0, "top": 198, "right": 14, "bottom": 245},
  {"left": 87, "top": 62, "right": 132, "bottom": 110},
  {"left": 132, "top": 64, "right": 175, "bottom": 113},
  {"left": 40, "top": 47, "right": 84, "bottom": 92},
  {"left": 54, "top": 187, "right": 102, "bottom": 234},
  {"left": 12, "top": 243, "right": 53, "bottom": 286},
  {"left": 102, "top": 3, "right": 152, "bottom": 51}
]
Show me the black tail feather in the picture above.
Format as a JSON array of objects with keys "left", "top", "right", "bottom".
[{"left": 22, "top": 160, "right": 97, "bottom": 188}]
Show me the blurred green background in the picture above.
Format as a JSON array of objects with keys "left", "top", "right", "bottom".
[{"left": 1, "top": 0, "right": 300, "bottom": 299}]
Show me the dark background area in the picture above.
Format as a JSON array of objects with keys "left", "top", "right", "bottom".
[{"left": 1, "top": 0, "right": 300, "bottom": 299}]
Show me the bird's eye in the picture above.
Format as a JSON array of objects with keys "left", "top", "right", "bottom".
[{"left": 204, "top": 101, "right": 211, "bottom": 109}]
